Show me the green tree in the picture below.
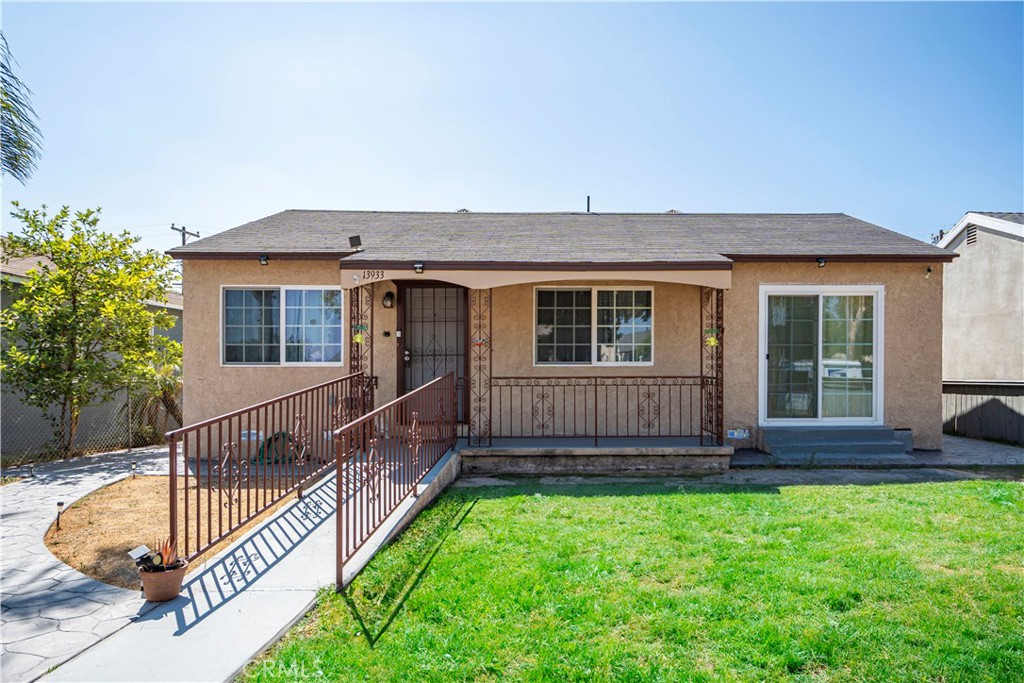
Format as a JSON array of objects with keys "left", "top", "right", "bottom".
[
  {"left": 1, "top": 33, "right": 43, "bottom": 184},
  {"left": 1, "top": 204, "right": 182, "bottom": 456}
]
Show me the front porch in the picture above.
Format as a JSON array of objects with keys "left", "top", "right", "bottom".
[
  {"left": 343, "top": 267, "right": 728, "bottom": 471},
  {"left": 458, "top": 436, "right": 733, "bottom": 474}
]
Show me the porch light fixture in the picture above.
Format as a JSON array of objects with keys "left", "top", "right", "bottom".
[
  {"left": 413, "top": 261, "right": 425, "bottom": 274},
  {"left": 56, "top": 501, "right": 65, "bottom": 530},
  {"left": 926, "top": 266, "right": 933, "bottom": 279},
  {"left": 381, "top": 291, "right": 395, "bottom": 308},
  {"left": 817, "top": 258, "right": 827, "bottom": 268},
  {"left": 258, "top": 255, "right": 269, "bottom": 266}
]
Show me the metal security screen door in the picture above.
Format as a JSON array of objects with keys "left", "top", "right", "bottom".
[
  {"left": 762, "top": 287, "right": 882, "bottom": 424},
  {"left": 401, "top": 287, "right": 468, "bottom": 420}
]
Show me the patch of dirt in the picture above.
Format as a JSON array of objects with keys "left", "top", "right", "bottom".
[{"left": 44, "top": 474, "right": 319, "bottom": 589}]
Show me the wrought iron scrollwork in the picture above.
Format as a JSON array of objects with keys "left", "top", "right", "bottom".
[
  {"left": 469, "top": 288, "right": 493, "bottom": 446},
  {"left": 700, "top": 287, "right": 724, "bottom": 445},
  {"left": 214, "top": 441, "right": 244, "bottom": 508},
  {"left": 349, "top": 283, "right": 374, "bottom": 378}
]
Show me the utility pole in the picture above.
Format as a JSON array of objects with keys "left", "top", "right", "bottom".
[{"left": 170, "top": 223, "right": 200, "bottom": 246}]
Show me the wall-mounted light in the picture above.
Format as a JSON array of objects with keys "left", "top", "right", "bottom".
[
  {"left": 817, "top": 258, "right": 827, "bottom": 268},
  {"left": 926, "top": 266, "right": 933, "bottom": 279},
  {"left": 413, "top": 261, "right": 425, "bottom": 274},
  {"left": 258, "top": 255, "right": 269, "bottom": 266},
  {"left": 56, "top": 501, "right": 65, "bottom": 530},
  {"left": 382, "top": 291, "right": 395, "bottom": 308}
]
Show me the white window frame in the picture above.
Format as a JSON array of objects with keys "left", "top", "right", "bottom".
[
  {"left": 757, "top": 284, "right": 884, "bottom": 426},
  {"left": 220, "top": 285, "right": 346, "bottom": 367},
  {"left": 533, "top": 286, "right": 655, "bottom": 367}
]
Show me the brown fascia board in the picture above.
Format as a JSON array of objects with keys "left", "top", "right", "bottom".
[
  {"left": 168, "top": 252, "right": 955, "bottom": 265},
  {"left": 337, "top": 260, "right": 734, "bottom": 271},
  {"left": 724, "top": 253, "right": 957, "bottom": 263},
  {"left": 168, "top": 250, "right": 349, "bottom": 260}
]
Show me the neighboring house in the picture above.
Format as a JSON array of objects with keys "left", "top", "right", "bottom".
[
  {"left": 937, "top": 211, "right": 1024, "bottom": 444},
  {"left": 169, "top": 210, "right": 953, "bottom": 463},
  {"left": 0, "top": 256, "right": 184, "bottom": 459}
]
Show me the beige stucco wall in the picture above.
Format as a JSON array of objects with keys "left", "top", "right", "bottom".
[
  {"left": 182, "top": 259, "right": 354, "bottom": 425},
  {"left": 490, "top": 281, "right": 701, "bottom": 378},
  {"left": 183, "top": 259, "right": 945, "bottom": 450},
  {"left": 724, "top": 261, "right": 945, "bottom": 450},
  {"left": 943, "top": 228, "right": 1024, "bottom": 382}
]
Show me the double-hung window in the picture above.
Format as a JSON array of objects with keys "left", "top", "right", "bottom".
[
  {"left": 223, "top": 287, "right": 344, "bottom": 365},
  {"left": 535, "top": 287, "right": 653, "bottom": 365}
]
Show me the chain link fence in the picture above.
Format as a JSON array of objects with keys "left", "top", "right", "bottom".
[{"left": 1, "top": 385, "right": 183, "bottom": 467}]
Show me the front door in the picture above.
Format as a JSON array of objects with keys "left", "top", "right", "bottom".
[{"left": 399, "top": 286, "right": 468, "bottom": 420}]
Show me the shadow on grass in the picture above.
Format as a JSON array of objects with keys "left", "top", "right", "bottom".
[{"left": 342, "top": 494, "right": 477, "bottom": 646}]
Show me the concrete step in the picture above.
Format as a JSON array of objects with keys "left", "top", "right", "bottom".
[
  {"left": 769, "top": 452, "right": 920, "bottom": 468},
  {"left": 762, "top": 426, "right": 896, "bottom": 444},
  {"left": 768, "top": 440, "right": 908, "bottom": 456},
  {"left": 762, "top": 426, "right": 909, "bottom": 457}
]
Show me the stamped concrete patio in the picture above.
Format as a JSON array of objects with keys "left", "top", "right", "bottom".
[{"left": 0, "top": 447, "right": 170, "bottom": 683}]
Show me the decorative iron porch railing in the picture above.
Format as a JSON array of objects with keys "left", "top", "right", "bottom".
[
  {"left": 167, "top": 372, "right": 373, "bottom": 562},
  {"left": 489, "top": 375, "right": 721, "bottom": 446},
  {"left": 335, "top": 372, "right": 458, "bottom": 587}
]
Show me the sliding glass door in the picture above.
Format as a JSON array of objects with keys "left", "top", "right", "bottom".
[{"left": 762, "top": 287, "right": 882, "bottom": 424}]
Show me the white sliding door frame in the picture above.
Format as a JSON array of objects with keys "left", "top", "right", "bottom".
[{"left": 758, "top": 284, "right": 885, "bottom": 427}]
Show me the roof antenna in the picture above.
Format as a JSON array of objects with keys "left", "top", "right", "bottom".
[{"left": 586, "top": 195, "right": 590, "bottom": 213}]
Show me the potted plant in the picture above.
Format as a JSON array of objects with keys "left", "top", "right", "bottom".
[{"left": 135, "top": 538, "right": 188, "bottom": 602}]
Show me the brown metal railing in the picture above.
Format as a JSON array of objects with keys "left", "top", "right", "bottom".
[
  {"left": 167, "top": 372, "right": 372, "bottom": 562},
  {"left": 490, "top": 375, "right": 715, "bottom": 445},
  {"left": 335, "top": 372, "right": 457, "bottom": 587}
]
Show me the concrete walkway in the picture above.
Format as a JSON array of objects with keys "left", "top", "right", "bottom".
[
  {"left": 732, "top": 434, "right": 1024, "bottom": 468},
  {"left": 1, "top": 447, "right": 171, "bottom": 683},
  {"left": 40, "top": 449, "right": 459, "bottom": 683}
]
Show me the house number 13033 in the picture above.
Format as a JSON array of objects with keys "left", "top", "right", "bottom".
[{"left": 362, "top": 270, "right": 385, "bottom": 282}]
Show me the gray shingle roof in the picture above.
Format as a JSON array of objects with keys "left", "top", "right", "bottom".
[
  {"left": 168, "top": 210, "right": 951, "bottom": 263},
  {"left": 973, "top": 212, "right": 1024, "bottom": 225}
]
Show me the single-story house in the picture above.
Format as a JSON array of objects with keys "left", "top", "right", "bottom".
[
  {"left": 937, "top": 211, "right": 1024, "bottom": 445},
  {"left": 169, "top": 211, "right": 953, "bottom": 464}
]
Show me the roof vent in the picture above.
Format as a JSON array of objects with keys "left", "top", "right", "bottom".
[
  {"left": 666, "top": 209, "right": 682, "bottom": 214},
  {"left": 966, "top": 226, "right": 978, "bottom": 245},
  {"left": 456, "top": 208, "right": 470, "bottom": 213}
]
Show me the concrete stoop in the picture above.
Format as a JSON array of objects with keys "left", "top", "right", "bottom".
[
  {"left": 459, "top": 447, "right": 733, "bottom": 475},
  {"left": 761, "top": 428, "right": 913, "bottom": 464}
]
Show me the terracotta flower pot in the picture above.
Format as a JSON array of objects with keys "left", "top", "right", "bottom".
[{"left": 139, "top": 560, "right": 188, "bottom": 602}]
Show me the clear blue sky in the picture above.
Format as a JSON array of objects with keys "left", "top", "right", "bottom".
[{"left": 2, "top": 2, "right": 1022, "bottom": 253}]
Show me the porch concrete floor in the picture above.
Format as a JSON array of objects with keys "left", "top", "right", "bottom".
[{"left": 459, "top": 437, "right": 733, "bottom": 456}]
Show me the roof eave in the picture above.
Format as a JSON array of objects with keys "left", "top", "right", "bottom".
[
  {"left": 724, "top": 253, "right": 956, "bottom": 263},
  {"left": 937, "top": 212, "right": 1024, "bottom": 248}
]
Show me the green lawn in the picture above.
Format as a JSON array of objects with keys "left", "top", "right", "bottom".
[{"left": 245, "top": 478, "right": 1024, "bottom": 683}]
